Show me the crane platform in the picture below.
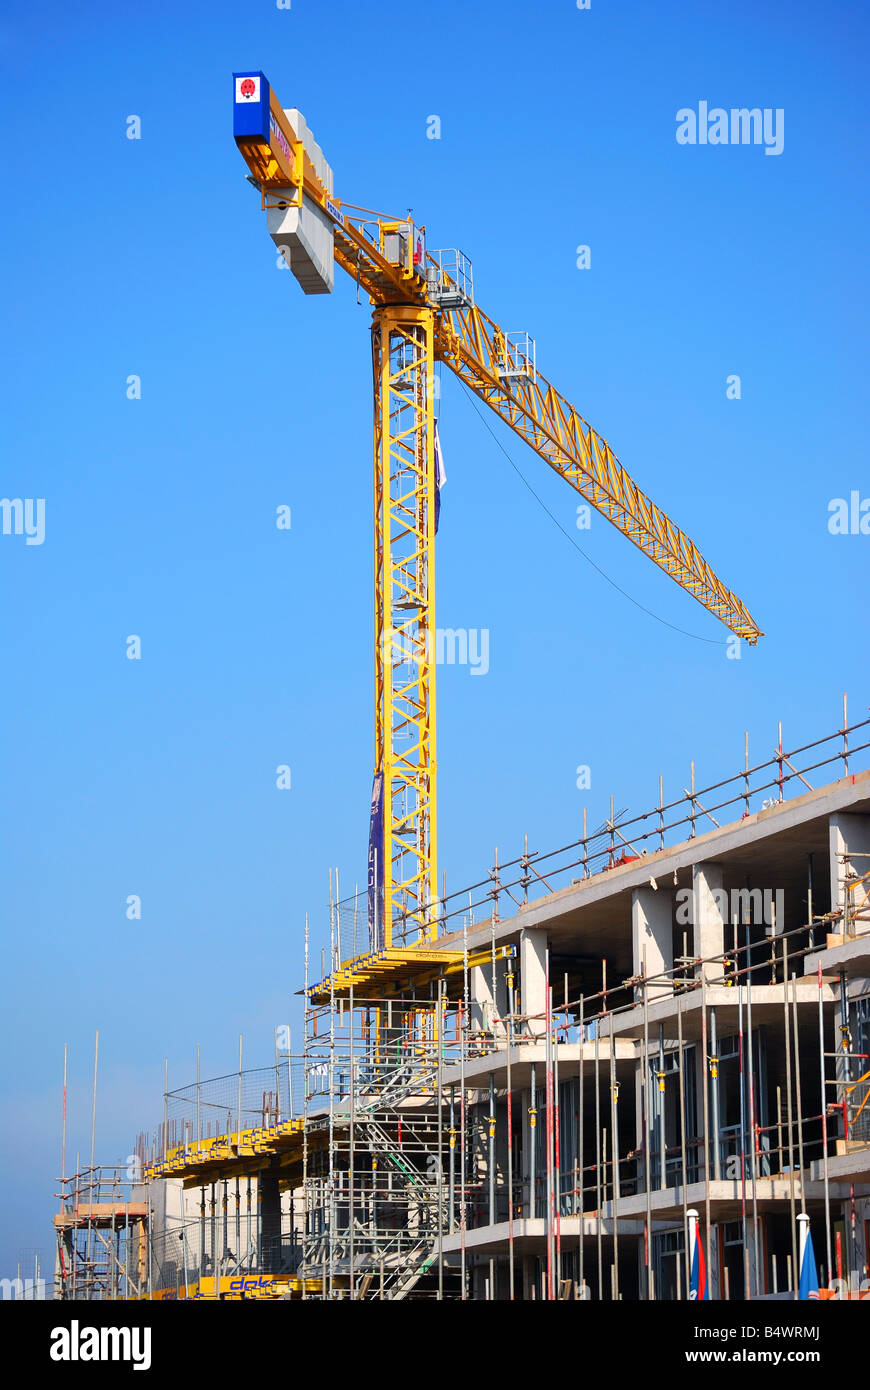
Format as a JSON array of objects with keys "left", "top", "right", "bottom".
[
  {"left": 145, "top": 1118, "right": 307, "bottom": 1186},
  {"left": 306, "top": 946, "right": 466, "bottom": 1005}
]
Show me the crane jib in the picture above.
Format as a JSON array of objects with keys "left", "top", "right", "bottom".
[{"left": 231, "top": 68, "right": 763, "bottom": 966}]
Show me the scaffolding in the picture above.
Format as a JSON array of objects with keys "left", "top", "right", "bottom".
[
  {"left": 58, "top": 702, "right": 870, "bottom": 1300},
  {"left": 290, "top": 933, "right": 870, "bottom": 1299},
  {"left": 301, "top": 990, "right": 460, "bottom": 1299},
  {"left": 54, "top": 1164, "right": 148, "bottom": 1301},
  {"left": 282, "top": 704, "right": 870, "bottom": 1299}
]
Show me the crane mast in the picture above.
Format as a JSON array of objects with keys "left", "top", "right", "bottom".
[
  {"left": 232, "top": 71, "right": 762, "bottom": 963},
  {"left": 372, "top": 305, "right": 438, "bottom": 947}
]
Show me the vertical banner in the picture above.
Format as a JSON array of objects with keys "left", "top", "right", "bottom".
[
  {"left": 368, "top": 772, "right": 385, "bottom": 951},
  {"left": 687, "top": 1208, "right": 710, "bottom": 1300},
  {"left": 434, "top": 421, "right": 446, "bottom": 534},
  {"left": 798, "top": 1214, "right": 820, "bottom": 1299}
]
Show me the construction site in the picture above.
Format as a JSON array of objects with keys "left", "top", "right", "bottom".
[
  {"left": 52, "top": 703, "right": 870, "bottom": 1301},
  {"left": 48, "top": 73, "right": 870, "bottom": 1303}
]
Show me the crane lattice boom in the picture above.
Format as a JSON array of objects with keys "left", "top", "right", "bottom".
[{"left": 232, "top": 72, "right": 762, "bottom": 958}]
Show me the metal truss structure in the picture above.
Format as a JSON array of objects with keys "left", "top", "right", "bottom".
[
  {"left": 372, "top": 306, "right": 438, "bottom": 947},
  {"left": 301, "top": 991, "right": 457, "bottom": 1300},
  {"left": 232, "top": 77, "right": 763, "bottom": 964}
]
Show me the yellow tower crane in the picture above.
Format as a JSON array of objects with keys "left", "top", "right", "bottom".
[{"left": 232, "top": 72, "right": 762, "bottom": 961}]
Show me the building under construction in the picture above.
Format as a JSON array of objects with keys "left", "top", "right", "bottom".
[
  {"left": 52, "top": 706, "right": 870, "bottom": 1301},
  {"left": 43, "top": 74, "right": 870, "bottom": 1305}
]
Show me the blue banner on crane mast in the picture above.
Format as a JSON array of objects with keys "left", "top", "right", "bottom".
[
  {"left": 434, "top": 422, "right": 446, "bottom": 534},
  {"left": 367, "top": 772, "right": 385, "bottom": 951}
]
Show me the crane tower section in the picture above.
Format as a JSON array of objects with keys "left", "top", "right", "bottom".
[{"left": 372, "top": 306, "right": 438, "bottom": 948}]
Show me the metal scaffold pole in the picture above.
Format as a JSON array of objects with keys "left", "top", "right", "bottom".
[
  {"left": 791, "top": 971, "right": 807, "bottom": 1215},
  {"left": 529, "top": 1061, "right": 537, "bottom": 1225},
  {"left": 449, "top": 1083, "right": 456, "bottom": 1235},
  {"left": 594, "top": 1026, "right": 602, "bottom": 1299},
  {"left": 488, "top": 1071, "right": 496, "bottom": 1299},
  {"left": 782, "top": 939, "right": 798, "bottom": 1296},
  {"left": 609, "top": 1010, "right": 620, "bottom": 1300},
  {"left": 818, "top": 963, "right": 833, "bottom": 1284},
  {"left": 737, "top": 950, "right": 749, "bottom": 1296},
  {"left": 641, "top": 952, "right": 652, "bottom": 1299},
  {"left": 328, "top": 904, "right": 336, "bottom": 1301},
  {"left": 506, "top": 988, "right": 515, "bottom": 1300},
  {"left": 302, "top": 914, "right": 309, "bottom": 1302},
  {"left": 437, "top": 979, "right": 445, "bottom": 1301},
  {"left": 349, "top": 971, "right": 355, "bottom": 1299},
  {"left": 460, "top": 918, "right": 468, "bottom": 1299},
  {"left": 489, "top": 911, "right": 497, "bottom": 1299},
  {"left": 700, "top": 978, "right": 712, "bottom": 1296},
  {"left": 554, "top": 1003, "right": 562, "bottom": 1292},
  {"left": 677, "top": 993, "right": 689, "bottom": 1300},
  {"left": 578, "top": 993, "right": 585, "bottom": 1301},
  {"left": 87, "top": 1032, "right": 99, "bottom": 1277},
  {"left": 746, "top": 937, "right": 761, "bottom": 1294},
  {"left": 545, "top": 950, "right": 554, "bottom": 1300}
]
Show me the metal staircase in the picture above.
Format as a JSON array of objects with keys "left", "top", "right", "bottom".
[{"left": 301, "top": 1005, "right": 455, "bottom": 1299}]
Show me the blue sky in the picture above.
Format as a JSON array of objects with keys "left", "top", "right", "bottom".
[{"left": 1, "top": 0, "right": 867, "bottom": 1277}]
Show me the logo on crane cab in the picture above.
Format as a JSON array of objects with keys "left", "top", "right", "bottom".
[{"left": 236, "top": 75, "right": 260, "bottom": 102}]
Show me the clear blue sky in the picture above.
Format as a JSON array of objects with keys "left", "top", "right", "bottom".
[{"left": 1, "top": 0, "right": 867, "bottom": 1277}]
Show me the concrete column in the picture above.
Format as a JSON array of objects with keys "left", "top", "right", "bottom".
[
  {"left": 747, "top": 1216, "right": 765, "bottom": 1297},
  {"left": 692, "top": 863, "right": 726, "bottom": 981},
  {"left": 637, "top": 1236, "right": 648, "bottom": 1301},
  {"left": 470, "top": 957, "right": 508, "bottom": 1037},
  {"left": 470, "top": 1100, "right": 489, "bottom": 1208},
  {"left": 520, "top": 929, "right": 548, "bottom": 1037},
  {"left": 829, "top": 812, "right": 870, "bottom": 933},
  {"left": 259, "top": 1167, "right": 281, "bottom": 1272},
  {"left": 692, "top": 1042, "right": 706, "bottom": 1187},
  {"left": 634, "top": 1063, "right": 647, "bottom": 1197},
  {"left": 632, "top": 886, "right": 673, "bottom": 997},
  {"left": 709, "top": 1223, "right": 721, "bottom": 1301},
  {"left": 852, "top": 1196, "right": 870, "bottom": 1290},
  {"left": 520, "top": 1085, "right": 528, "bottom": 1219}
]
